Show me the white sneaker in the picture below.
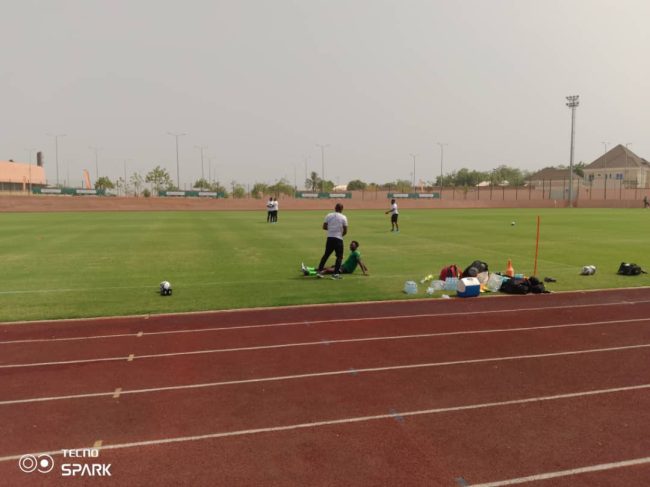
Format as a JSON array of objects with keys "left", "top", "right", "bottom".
[{"left": 330, "top": 274, "right": 342, "bottom": 280}]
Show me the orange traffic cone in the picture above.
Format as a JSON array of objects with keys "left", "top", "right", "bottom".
[{"left": 505, "top": 259, "right": 515, "bottom": 277}]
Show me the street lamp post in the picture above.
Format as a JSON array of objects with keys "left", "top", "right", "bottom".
[
  {"left": 47, "top": 133, "right": 66, "bottom": 186},
  {"left": 565, "top": 95, "right": 580, "bottom": 207},
  {"left": 316, "top": 144, "right": 329, "bottom": 192},
  {"left": 437, "top": 143, "right": 447, "bottom": 198},
  {"left": 168, "top": 132, "right": 187, "bottom": 189}
]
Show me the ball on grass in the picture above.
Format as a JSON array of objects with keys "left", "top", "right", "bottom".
[{"left": 511, "top": 221, "right": 516, "bottom": 226}]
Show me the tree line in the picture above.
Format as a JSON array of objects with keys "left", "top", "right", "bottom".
[{"left": 91, "top": 163, "right": 585, "bottom": 197}]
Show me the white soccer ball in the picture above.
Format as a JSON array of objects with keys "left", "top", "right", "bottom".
[
  {"left": 511, "top": 221, "right": 516, "bottom": 226},
  {"left": 161, "top": 281, "right": 171, "bottom": 290}
]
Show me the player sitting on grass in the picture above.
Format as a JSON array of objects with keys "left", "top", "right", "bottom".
[{"left": 302, "top": 240, "right": 369, "bottom": 277}]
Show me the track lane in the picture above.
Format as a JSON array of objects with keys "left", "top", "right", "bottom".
[
  {"left": 1, "top": 388, "right": 649, "bottom": 486},
  {"left": 1, "top": 319, "right": 650, "bottom": 402},
  {"left": 2, "top": 288, "right": 649, "bottom": 342},
  {"left": 3, "top": 302, "right": 650, "bottom": 365},
  {"left": 1, "top": 346, "right": 649, "bottom": 458}
]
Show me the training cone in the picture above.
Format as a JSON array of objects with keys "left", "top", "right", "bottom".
[{"left": 505, "top": 259, "right": 515, "bottom": 277}]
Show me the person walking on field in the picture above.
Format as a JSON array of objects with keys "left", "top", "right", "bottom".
[
  {"left": 385, "top": 198, "right": 399, "bottom": 232},
  {"left": 317, "top": 203, "right": 348, "bottom": 279},
  {"left": 644, "top": 195, "right": 649, "bottom": 208}
]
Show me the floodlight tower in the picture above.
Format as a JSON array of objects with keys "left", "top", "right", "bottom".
[
  {"left": 89, "top": 145, "right": 101, "bottom": 181},
  {"left": 316, "top": 144, "right": 329, "bottom": 192},
  {"left": 46, "top": 133, "right": 66, "bottom": 186},
  {"left": 195, "top": 145, "right": 208, "bottom": 185},
  {"left": 565, "top": 95, "right": 579, "bottom": 207},
  {"left": 409, "top": 153, "right": 418, "bottom": 190},
  {"left": 437, "top": 142, "right": 447, "bottom": 198},
  {"left": 168, "top": 132, "right": 187, "bottom": 188}
]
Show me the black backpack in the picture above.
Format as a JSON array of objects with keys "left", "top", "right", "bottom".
[
  {"left": 617, "top": 262, "right": 646, "bottom": 276},
  {"left": 462, "top": 260, "right": 489, "bottom": 278},
  {"left": 500, "top": 276, "right": 547, "bottom": 295}
]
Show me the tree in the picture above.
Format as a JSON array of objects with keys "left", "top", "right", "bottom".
[
  {"left": 95, "top": 176, "right": 114, "bottom": 190},
  {"left": 305, "top": 171, "right": 321, "bottom": 191},
  {"left": 251, "top": 183, "right": 269, "bottom": 199},
  {"left": 115, "top": 177, "right": 127, "bottom": 196},
  {"left": 268, "top": 178, "right": 295, "bottom": 197},
  {"left": 145, "top": 166, "right": 173, "bottom": 193},
  {"left": 130, "top": 172, "right": 144, "bottom": 197},
  {"left": 231, "top": 181, "right": 246, "bottom": 198},
  {"left": 347, "top": 179, "right": 367, "bottom": 190},
  {"left": 384, "top": 179, "right": 412, "bottom": 192},
  {"left": 193, "top": 178, "right": 210, "bottom": 190}
]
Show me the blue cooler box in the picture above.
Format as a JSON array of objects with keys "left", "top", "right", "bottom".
[{"left": 457, "top": 277, "right": 480, "bottom": 298}]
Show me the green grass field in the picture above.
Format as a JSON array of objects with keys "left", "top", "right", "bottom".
[{"left": 1, "top": 208, "right": 649, "bottom": 322}]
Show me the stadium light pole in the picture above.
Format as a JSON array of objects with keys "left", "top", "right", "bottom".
[
  {"left": 168, "top": 132, "right": 187, "bottom": 189},
  {"left": 89, "top": 145, "right": 101, "bottom": 181},
  {"left": 565, "top": 95, "right": 579, "bottom": 207},
  {"left": 316, "top": 144, "right": 329, "bottom": 192},
  {"left": 437, "top": 142, "right": 447, "bottom": 198},
  {"left": 194, "top": 145, "right": 207, "bottom": 185},
  {"left": 47, "top": 133, "right": 66, "bottom": 186},
  {"left": 409, "top": 153, "right": 418, "bottom": 191}
]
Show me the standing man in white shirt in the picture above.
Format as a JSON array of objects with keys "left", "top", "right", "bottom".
[
  {"left": 317, "top": 203, "right": 348, "bottom": 279},
  {"left": 385, "top": 198, "right": 399, "bottom": 232},
  {"left": 271, "top": 197, "right": 279, "bottom": 223}
]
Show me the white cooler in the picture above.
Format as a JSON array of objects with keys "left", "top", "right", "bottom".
[{"left": 457, "top": 277, "right": 480, "bottom": 298}]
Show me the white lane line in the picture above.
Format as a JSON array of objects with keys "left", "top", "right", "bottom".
[
  {"left": 3, "top": 299, "right": 650, "bottom": 345},
  {"left": 1, "top": 383, "right": 649, "bottom": 463},
  {"left": 468, "top": 456, "right": 650, "bottom": 486},
  {"left": 2, "top": 316, "right": 650, "bottom": 369},
  {"left": 1, "top": 343, "right": 649, "bottom": 406}
]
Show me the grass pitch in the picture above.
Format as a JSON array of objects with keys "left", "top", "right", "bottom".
[{"left": 1, "top": 208, "right": 649, "bottom": 322}]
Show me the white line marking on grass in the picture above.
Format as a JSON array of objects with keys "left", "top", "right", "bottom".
[
  {"left": 1, "top": 343, "right": 649, "bottom": 406},
  {"left": 3, "top": 299, "right": 650, "bottom": 345},
  {"left": 2, "top": 316, "right": 650, "bottom": 369},
  {"left": 1, "top": 383, "right": 649, "bottom": 463},
  {"left": 468, "top": 456, "right": 650, "bottom": 486}
]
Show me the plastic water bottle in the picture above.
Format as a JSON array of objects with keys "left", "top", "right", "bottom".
[
  {"left": 403, "top": 281, "right": 418, "bottom": 295},
  {"left": 443, "top": 277, "right": 458, "bottom": 291}
]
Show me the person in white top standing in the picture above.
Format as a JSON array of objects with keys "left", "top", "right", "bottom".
[
  {"left": 385, "top": 198, "right": 399, "bottom": 232},
  {"left": 317, "top": 203, "right": 348, "bottom": 279},
  {"left": 271, "top": 197, "right": 279, "bottom": 222}
]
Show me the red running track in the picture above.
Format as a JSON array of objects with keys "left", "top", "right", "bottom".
[{"left": 1, "top": 289, "right": 650, "bottom": 486}]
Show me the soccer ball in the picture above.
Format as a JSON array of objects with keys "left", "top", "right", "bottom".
[
  {"left": 511, "top": 221, "right": 516, "bottom": 226},
  {"left": 160, "top": 281, "right": 172, "bottom": 296}
]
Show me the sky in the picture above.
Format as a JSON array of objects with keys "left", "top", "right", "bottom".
[{"left": 1, "top": 0, "right": 649, "bottom": 188}]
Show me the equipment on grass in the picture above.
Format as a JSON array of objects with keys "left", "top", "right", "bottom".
[
  {"left": 580, "top": 265, "right": 596, "bottom": 276},
  {"left": 617, "top": 263, "right": 646, "bottom": 276},
  {"left": 457, "top": 277, "right": 480, "bottom": 298},
  {"left": 160, "top": 281, "right": 172, "bottom": 296}
]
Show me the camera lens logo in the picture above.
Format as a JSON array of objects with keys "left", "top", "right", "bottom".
[{"left": 18, "top": 454, "right": 55, "bottom": 474}]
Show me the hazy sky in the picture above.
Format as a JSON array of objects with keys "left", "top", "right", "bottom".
[{"left": 2, "top": 0, "right": 649, "bottom": 188}]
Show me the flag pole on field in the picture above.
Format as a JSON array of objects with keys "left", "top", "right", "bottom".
[{"left": 533, "top": 216, "right": 541, "bottom": 276}]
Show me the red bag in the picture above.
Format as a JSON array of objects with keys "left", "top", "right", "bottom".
[{"left": 439, "top": 265, "right": 461, "bottom": 281}]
